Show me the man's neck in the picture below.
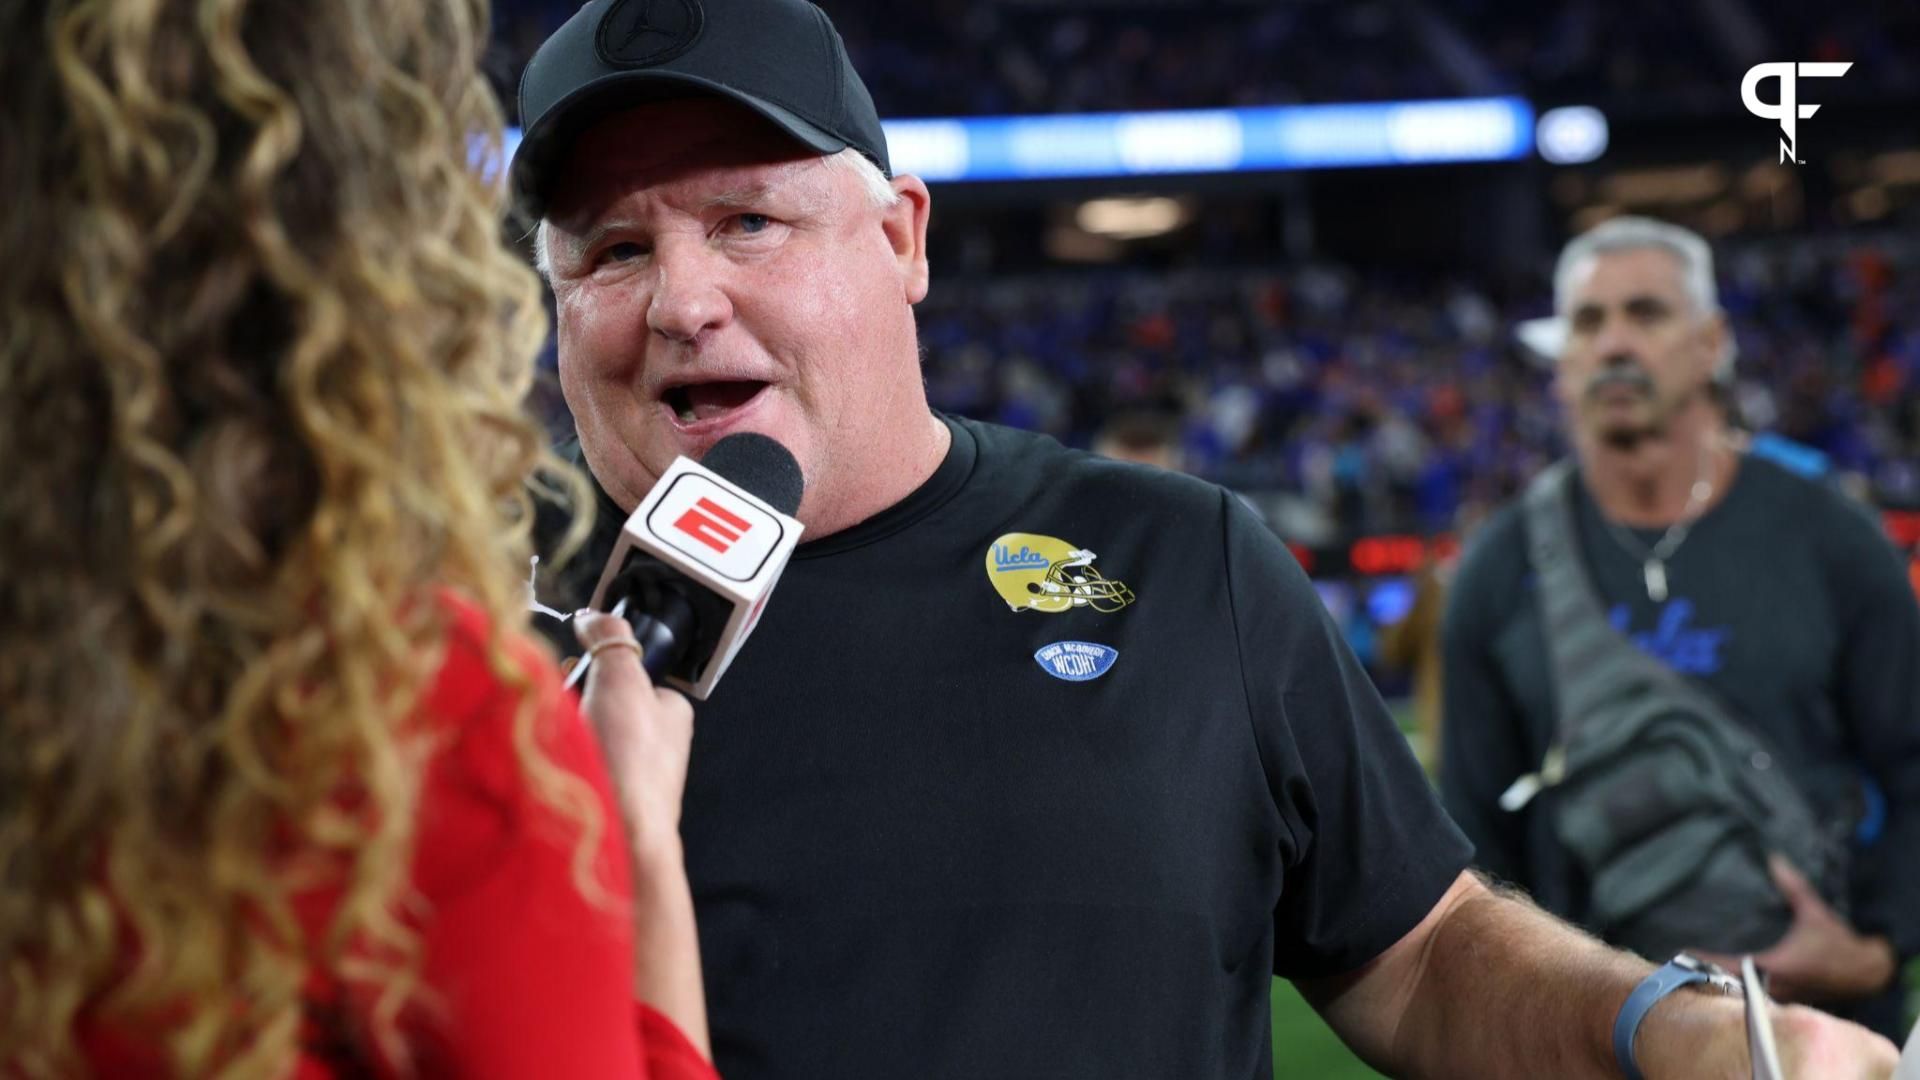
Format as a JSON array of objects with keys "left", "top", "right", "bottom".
[
  {"left": 1577, "top": 404, "right": 1735, "bottom": 528},
  {"left": 799, "top": 408, "right": 952, "bottom": 539}
]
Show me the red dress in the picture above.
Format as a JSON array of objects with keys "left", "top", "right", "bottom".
[{"left": 80, "top": 598, "right": 718, "bottom": 1079}]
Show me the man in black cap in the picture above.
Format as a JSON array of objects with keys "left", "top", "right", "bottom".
[{"left": 516, "top": 2, "right": 1899, "bottom": 1076}]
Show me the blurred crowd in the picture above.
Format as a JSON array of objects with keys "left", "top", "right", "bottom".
[
  {"left": 910, "top": 234, "right": 1920, "bottom": 541},
  {"left": 487, "top": 0, "right": 1446, "bottom": 120},
  {"left": 488, "top": 0, "right": 1920, "bottom": 124},
  {"left": 1466, "top": 0, "right": 1918, "bottom": 110},
  {"left": 828, "top": 0, "right": 1446, "bottom": 117},
  {"left": 914, "top": 264, "right": 1543, "bottom": 541}
]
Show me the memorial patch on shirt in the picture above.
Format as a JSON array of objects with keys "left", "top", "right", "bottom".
[
  {"left": 985, "top": 532, "right": 1136, "bottom": 613},
  {"left": 1034, "top": 641, "right": 1119, "bottom": 682}
]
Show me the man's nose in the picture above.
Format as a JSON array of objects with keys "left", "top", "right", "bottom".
[
  {"left": 1589, "top": 316, "right": 1640, "bottom": 368},
  {"left": 646, "top": 239, "right": 732, "bottom": 344}
]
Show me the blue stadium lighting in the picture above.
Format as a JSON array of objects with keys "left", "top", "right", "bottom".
[
  {"left": 884, "top": 98, "right": 1538, "bottom": 180},
  {"left": 501, "top": 125, "right": 523, "bottom": 171},
  {"left": 499, "top": 97, "right": 1537, "bottom": 185},
  {"left": 1536, "top": 106, "right": 1609, "bottom": 165}
]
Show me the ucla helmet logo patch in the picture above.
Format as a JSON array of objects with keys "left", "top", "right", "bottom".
[
  {"left": 1035, "top": 641, "right": 1119, "bottom": 682},
  {"left": 986, "top": 532, "right": 1136, "bottom": 614}
]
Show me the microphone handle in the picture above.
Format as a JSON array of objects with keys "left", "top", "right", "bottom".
[
  {"left": 606, "top": 564, "right": 698, "bottom": 680},
  {"left": 626, "top": 613, "right": 678, "bottom": 681}
]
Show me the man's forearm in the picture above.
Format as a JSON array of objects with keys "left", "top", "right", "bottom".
[
  {"left": 1384, "top": 878, "right": 1653, "bottom": 1078},
  {"left": 1307, "top": 872, "right": 1894, "bottom": 1078},
  {"left": 1394, "top": 877, "right": 1906, "bottom": 1078}
]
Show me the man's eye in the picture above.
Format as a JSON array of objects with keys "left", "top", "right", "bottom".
[
  {"left": 600, "top": 241, "right": 646, "bottom": 264},
  {"left": 732, "top": 213, "right": 772, "bottom": 235}
]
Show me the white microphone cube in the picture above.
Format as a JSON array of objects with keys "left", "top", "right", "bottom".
[{"left": 589, "top": 454, "right": 802, "bottom": 699}]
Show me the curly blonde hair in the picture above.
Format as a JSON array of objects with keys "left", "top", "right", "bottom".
[{"left": 0, "top": 0, "right": 599, "bottom": 1074}]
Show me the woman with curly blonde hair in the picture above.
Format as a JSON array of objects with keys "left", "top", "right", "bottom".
[{"left": 0, "top": 0, "right": 715, "bottom": 1076}]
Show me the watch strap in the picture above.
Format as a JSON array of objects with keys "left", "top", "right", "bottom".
[{"left": 1613, "top": 955, "right": 1728, "bottom": 1080}]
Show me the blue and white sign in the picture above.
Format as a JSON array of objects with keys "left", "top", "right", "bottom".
[
  {"left": 500, "top": 96, "right": 1536, "bottom": 187},
  {"left": 883, "top": 97, "right": 1533, "bottom": 181}
]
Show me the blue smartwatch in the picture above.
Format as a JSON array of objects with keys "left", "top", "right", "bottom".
[{"left": 1613, "top": 953, "right": 1742, "bottom": 1080}]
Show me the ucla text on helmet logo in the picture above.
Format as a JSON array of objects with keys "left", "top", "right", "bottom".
[
  {"left": 984, "top": 532, "right": 1136, "bottom": 614},
  {"left": 993, "top": 544, "right": 1052, "bottom": 572},
  {"left": 1035, "top": 641, "right": 1119, "bottom": 682}
]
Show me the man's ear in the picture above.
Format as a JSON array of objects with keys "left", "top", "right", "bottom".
[
  {"left": 880, "top": 174, "right": 932, "bottom": 303},
  {"left": 1701, "top": 309, "right": 1732, "bottom": 384}
]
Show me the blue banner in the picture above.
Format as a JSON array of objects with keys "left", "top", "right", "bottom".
[{"left": 502, "top": 96, "right": 1536, "bottom": 186}]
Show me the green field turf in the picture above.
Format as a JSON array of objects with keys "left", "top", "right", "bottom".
[{"left": 1270, "top": 979, "right": 1382, "bottom": 1078}]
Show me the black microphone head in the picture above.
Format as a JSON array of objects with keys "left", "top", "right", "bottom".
[{"left": 701, "top": 432, "right": 804, "bottom": 516}]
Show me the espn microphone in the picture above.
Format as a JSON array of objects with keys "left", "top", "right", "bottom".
[{"left": 587, "top": 433, "right": 804, "bottom": 699}]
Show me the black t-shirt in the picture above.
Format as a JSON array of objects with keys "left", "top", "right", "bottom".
[
  {"left": 538, "top": 415, "right": 1470, "bottom": 1079},
  {"left": 1439, "top": 454, "right": 1920, "bottom": 1035}
]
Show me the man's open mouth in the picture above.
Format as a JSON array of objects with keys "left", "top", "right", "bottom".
[{"left": 662, "top": 380, "right": 770, "bottom": 425}]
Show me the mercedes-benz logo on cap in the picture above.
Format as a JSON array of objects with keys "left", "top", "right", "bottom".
[{"left": 596, "top": 0, "right": 705, "bottom": 68}]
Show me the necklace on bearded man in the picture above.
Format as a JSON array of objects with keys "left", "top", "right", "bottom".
[{"left": 1598, "top": 441, "right": 1716, "bottom": 603}]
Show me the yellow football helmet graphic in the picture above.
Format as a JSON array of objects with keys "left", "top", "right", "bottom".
[{"left": 985, "top": 532, "right": 1136, "bottom": 613}]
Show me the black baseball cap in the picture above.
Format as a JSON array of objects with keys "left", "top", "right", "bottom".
[{"left": 513, "top": 0, "right": 891, "bottom": 219}]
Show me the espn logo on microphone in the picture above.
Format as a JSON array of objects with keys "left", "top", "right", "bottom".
[
  {"left": 645, "top": 473, "right": 787, "bottom": 582},
  {"left": 675, "top": 497, "right": 752, "bottom": 554}
]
